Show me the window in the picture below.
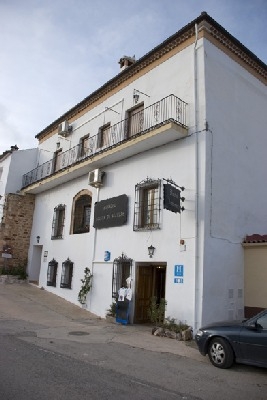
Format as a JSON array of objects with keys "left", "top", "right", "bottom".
[
  {"left": 112, "top": 253, "right": 132, "bottom": 299},
  {"left": 134, "top": 179, "right": 161, "bottom": 231},
  {"left": 60, "top": 258, "right": 73, "bottom": 289},
  {"left": 257, "top": 314, "right": 267, "bottom": 329},
  {"left": 99, "top": 123, "right": 111, "bottom": 148},
  {"left": 51, "top": 204, "right": 66, "bottom": 239},
  {"left": 79, "top": 135, "right": 90, "bottom": 158},
  {"left": 72, "top": 194, "right": 92, "bottom": 234},
  {"left": 47, "top": 258, "right": 58, "bottom": 287},
  {"left": 126, "top": 104, "right": 144, "bottom": 138}
]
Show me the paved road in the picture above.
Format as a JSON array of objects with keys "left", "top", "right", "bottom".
[{"left": 0, "top": 283, "right": 266, "bottom": 399}]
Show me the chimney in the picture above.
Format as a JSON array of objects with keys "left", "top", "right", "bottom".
[
  {"left": 10, "top": 145, "right": 19, "bottom": 152},
  {"left": 118, "top": 55, "right": 136, "bottom": 71}
]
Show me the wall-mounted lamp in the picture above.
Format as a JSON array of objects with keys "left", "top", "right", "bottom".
[
  {"left": 148, "top": 245, "right": 155, "bottom": 258},
  {"left": 36, "top": 236, "right": 40, "bottom": 244},
  {"left": 133, "top": 92, "right": 140, "bottom": 104},
  {"left": 133, "top": 89, "right": 150, "bottom": 104}
]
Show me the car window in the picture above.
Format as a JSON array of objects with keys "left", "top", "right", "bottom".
[{"left": 256, "top": 314, "right": 267, "bottom": 329}]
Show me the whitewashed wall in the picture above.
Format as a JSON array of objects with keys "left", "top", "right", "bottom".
[
  {"left": 201, "top": 38, "right": 267, "bottom": 324},
  {"left": 36, "top": 42, "right": 200, "bottom": 161},
  {"left": 28, "top": 135, "right": 197, "bottom": 324},
  {"left": 6, "top": 149, "right": 38, "bottom": 193}
]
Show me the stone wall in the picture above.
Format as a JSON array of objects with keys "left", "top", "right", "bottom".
[{"left": 0, "top": 193, "right": 35, "bottom": 270}]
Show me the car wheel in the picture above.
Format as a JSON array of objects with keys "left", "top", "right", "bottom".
[{"left": 208, "top": 337, "right": 234, "bottom": 368}]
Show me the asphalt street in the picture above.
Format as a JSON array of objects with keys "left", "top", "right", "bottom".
[{"left": 0, "top": 282, "right": 266, "bottom": 400}]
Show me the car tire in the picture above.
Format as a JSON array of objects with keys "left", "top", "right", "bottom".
[{"left": 208, "top": 337, "right": 234, "bottom": 369}]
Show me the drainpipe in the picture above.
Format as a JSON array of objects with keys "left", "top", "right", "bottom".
[
  {"left": 89, "top": 187, "right": 100, "bottom": 308},
  {"left": 92, "top": 187, "right": 100, "bottom": 268},
  {"left": 193, "top": 23, "right": 201, "bottom": 332}
]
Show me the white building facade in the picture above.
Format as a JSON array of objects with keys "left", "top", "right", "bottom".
[
  {"left": 22, "top": 13, "right": 267, "bottom": 330},
  {"left": 0, "top": 146, "right": 37, "bottom": 220}
]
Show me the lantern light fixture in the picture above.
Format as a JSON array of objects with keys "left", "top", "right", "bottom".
[{"left": 148, "top": 245, "right": 155, "bottom": 258}]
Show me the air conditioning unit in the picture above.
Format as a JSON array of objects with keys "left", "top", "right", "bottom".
[
  {"left": 58, "top": 120, "right": 72, "bottom": 137},
  {"left": 88, "top": 169, "right": 105, "bottom": 187}
]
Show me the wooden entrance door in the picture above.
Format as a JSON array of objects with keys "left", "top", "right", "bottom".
[{"left": 134, "top": 265, "right": 154, "bottom": 323}]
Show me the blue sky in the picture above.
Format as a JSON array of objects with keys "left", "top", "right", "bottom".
[{"left": 0, "top": 0, "right": 266, "bottom": 154}]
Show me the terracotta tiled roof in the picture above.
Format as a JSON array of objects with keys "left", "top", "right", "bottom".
[{"left": 243, "top": 234, "right": 267, "bottom": 243}]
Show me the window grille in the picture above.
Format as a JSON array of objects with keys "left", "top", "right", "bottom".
[
  {"left": 112, "top": 253, "right": 132, "bottom": 299},
  {"left": 51, "top": 204, "right": 66, "bottom": 239},
  {"left": 47, "top": 258, "right": 58, "bottom": 287},
  {"left": 60, "top": 258, "right": 73, "bottom": 289},
  {"left": 133, "top": 178, "right": 161, "bottom": 231}
]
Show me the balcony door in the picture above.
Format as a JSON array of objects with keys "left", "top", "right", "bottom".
[
  {"left": 127, "top": 104, "right": 144, "bottom": 138},
  {"left": 53, "top": 149, "right": 62, "bottom": 172}
]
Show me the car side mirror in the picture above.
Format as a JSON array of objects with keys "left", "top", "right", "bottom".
[
  {"left": 255, "top": 322, "right": 263, "bottom": 330},
  {"left": 246, "top": 322, "right": 258, "bottom": 330}
]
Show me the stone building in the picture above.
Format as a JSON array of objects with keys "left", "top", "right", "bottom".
[{"left": 0, "top": 146, "right": 37, "bottom": 270}]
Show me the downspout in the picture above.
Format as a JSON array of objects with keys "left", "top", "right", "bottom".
[
  {"left": 194, "top": 23, "right": 201, "bottom": 332},
  {"left": 89, "top": 186, "right": 100, "bottom": 308},
  {"left": 92, "top": 187, "right": 100, "bottom": 267}
]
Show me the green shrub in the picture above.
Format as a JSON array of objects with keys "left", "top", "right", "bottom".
[
  {"left": 147, "top": 297, "right": 167, "bottom": 326},
  {"left": 0, "top": 261, "right": 28, "bottom": 280},
  {"left": 162, "top": 317, "right": 189, "bottom": 333},
  {"left": 78, "top": 267, "right": 93, "bottom": 304},
  {"left": 106, "top": 302, "right": 117, "bottom": 317}
]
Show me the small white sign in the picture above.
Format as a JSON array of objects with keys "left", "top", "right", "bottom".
[{"left": 2, "top": 253, "right": 12, "bottom": 259}]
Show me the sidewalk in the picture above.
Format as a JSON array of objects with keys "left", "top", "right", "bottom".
[{"left": 0, "top": 281, "right": 205, "bottom": 362}]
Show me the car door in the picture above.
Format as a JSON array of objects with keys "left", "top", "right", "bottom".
[{"left": 239, "top": 311, "right": 267, "bottom": 366}]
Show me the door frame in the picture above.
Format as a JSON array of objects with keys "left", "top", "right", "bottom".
[{"left": 134, "top": 262, "right": 167, "bottom": 323}]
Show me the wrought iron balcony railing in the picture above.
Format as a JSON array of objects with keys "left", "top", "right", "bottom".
[{"left": 22, "top": 94, "right": 187, "bottom": 189}]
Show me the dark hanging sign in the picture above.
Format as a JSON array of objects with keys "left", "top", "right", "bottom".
[
  {"left": 93, "top": 194, "right": 128, "bottom": 229},
  {"left": 163, "top": 184, "right": 181, "bottom": 213}
]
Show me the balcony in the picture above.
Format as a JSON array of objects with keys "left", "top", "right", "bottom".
[{"left": 22, "top": 94, "right": 188, "bottom": 193}]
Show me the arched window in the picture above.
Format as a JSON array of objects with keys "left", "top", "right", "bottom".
[{"left": 71, "top": 191, "right": 92, "bottom": 234}]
